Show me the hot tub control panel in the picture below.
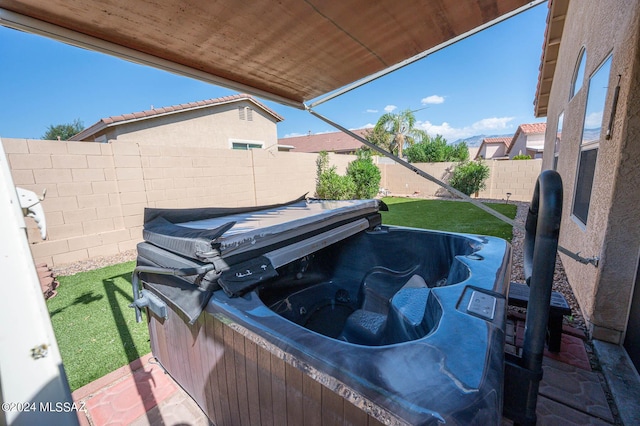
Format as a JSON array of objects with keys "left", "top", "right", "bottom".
[{"left": 467, "top": 290, "right": 496, "bottom": 320}]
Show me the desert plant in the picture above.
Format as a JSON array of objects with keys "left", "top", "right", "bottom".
[
  {"left": 449, "top": 160, "right": 490, "bottom": 196},
  {"left": 346, "top": 149, "right": 381, "bottom": 198}
]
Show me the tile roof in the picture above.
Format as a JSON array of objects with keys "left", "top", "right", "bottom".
[
  {"left": 519, "top": 122, "right": 547, "bottom": 135},
  {"left": 70, "top": 94, "right": 283, "bottom": 141},
  {"left": 280, "top": 129, "right": 369, "bottom": 153},
  {"left": 506, "top": 122, "right": 546, "bottom": 154},
  {"left": 483, "top": 137, "right": 512, "bottom": 145},
  {"left": 474, "top": 137, "right": 512, "bottom": 160},
  {"left": 474, "top": 123, "right": 547, "bottom": 159}
]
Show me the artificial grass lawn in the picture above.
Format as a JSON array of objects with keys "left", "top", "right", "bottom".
[
  {"left": 381, "top": 197, "right": 518, "bottom": 241},
  {"left": 46, "top": 261, "right": 147, "bottom": 391}
]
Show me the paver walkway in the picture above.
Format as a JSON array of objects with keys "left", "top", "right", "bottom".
[{"left": 504, "top": 313, "right": 616, "bottom": 425}]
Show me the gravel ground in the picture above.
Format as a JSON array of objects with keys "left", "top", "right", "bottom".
[
  {"left": 52, "top": 249, "right": 138, "bottom": 277},
  {"left": 507, "top": 200, "right": 587, "bottom": 333}
]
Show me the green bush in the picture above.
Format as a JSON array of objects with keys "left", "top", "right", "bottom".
[
  {"left": 513, "top": 154, "right": 532, "bottom": 160},
  {"left": 316, "top": 167, "right": 356, "bottom": 199},
  {"left": 315, "top": 151, "right": 354, "bottom": 199},
  {"left": 346, "top": 149, "right": 381, "bottom": 198},
  {"left": 405, "top": 135, "right": 469, "bottom": 163},
  {"left": 315, "top": 150, "right": 381, "bottom": 200},
  {"left": 449, "top": 160, "right": 490, "bottom": 196}
]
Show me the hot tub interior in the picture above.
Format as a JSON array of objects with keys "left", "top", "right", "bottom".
[
  {"left": 135, "top": 197, "right": 512, "bottom": 425},
  {"left": 258, "top": 227, "right": 478, "bottom": 345}
]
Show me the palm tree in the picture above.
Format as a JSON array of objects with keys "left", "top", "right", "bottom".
[{"left": 373, "top": 109, "right": 426, "bottom": 157}]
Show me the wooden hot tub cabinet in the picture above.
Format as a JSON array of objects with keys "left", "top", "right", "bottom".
[{"left": 147, "top": 306, "right": 396, "bottom": 426}]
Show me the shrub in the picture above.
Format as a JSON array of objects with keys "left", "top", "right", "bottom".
[
  {"left": 316, "top": 167, "right": 356, "bottom": 199},
  {"left": 405, "top": 135, "right": 469, "bottom": 163},
  {"left": 315, "top": 151, "right": 355, "bottom": 199},
  {"left": 346, "top": 149, "right": 381, "bottom": 198},
  {"left": 315, "top": 150, "right": 381, "bottom": 200},
  {"left": 449, "top": 160, "right": 490, "bottom": 196},
  {"left": 513, "top": 154, "right": 532, "bottom": 160}
]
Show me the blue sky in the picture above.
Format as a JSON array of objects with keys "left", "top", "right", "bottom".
[{"left": 0, "top": 3, "right": 547, "bottom": 142}]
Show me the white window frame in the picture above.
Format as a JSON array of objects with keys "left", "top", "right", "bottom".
[
  {"left": 230, "top": 139, "right": 264, "bottom": 150},
  {"left": 570, "top": 47, "right": 587, "bottom": 100},
  {"left": 571, "top": 54, "right": 613, "bottom": 227},
  {"left": 553, "top": 112, "right": 563, "bottom": 170}
]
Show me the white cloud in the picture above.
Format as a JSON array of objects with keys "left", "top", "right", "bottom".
[
  {"left": 417, "top": 116, "right": 515, "bottom": 141},
  {"left": 584, "top": 111, "right": 603, "bottom": 129},
  {"left": 421, "top": 95, "right": 445, "bottom": 105},
  {"left": 384, "top": 105, "right": 397, "bottom": 113},
  {"left": 365, "top": 109, "right": 379, "bottom": 113},
  {"left": 470, "top": 117, "right": 514, "bottom": 131}
]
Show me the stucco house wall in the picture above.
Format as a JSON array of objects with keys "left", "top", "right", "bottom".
[
  {"left": 510, "top": 132, "right": 545, "bottom": 159},
  {"left": 107, "top": 101, "right": 278, "bottom": 150},
  {"left": 509, "top": 132, "right": 528, "bottom": 158},
  {"left": 483, "top": 143, "right": 506, "bottom": 159},
  {"left": 73, "top": 96, "right": 282, "bottom": 152},
  {"left": 540, "top": 0, "right": 640, "bottom": 344}
]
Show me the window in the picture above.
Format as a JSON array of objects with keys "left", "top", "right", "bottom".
[
  {"left": 553, "top": 112, "right": 563, "bottom": 170},
  {"left": 570, "top": 48, "right": 586, "bottom": 99},
  {"left": 232, "top": 141, "right": 263, "bottom": 150},
  {"left": 572, "top": 55, "right": 612, "bottom": 226},
  {"left": 573, "top": 148, "right": 598, "bottom": 223},
  {"left": 238, "top": 106, "right": 245, "bottom": 120}
]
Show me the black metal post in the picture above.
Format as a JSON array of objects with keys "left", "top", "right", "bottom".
[{"left": 503, "top": 169, "right": 563, "bottom": 425}]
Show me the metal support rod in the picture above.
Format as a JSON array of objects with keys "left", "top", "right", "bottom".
[
  {"left": 306, "top": 108, "right": 599, "bottom": 267},
  {"left": 307, "top": 108, "right": 517, "bottom": 223}
]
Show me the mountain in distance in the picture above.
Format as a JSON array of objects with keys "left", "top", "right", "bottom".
[{"left": 451, "top": 133, "right": 513, "bottom": 147}]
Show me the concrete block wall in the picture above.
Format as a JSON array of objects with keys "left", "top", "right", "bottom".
[
  {"left": 379, "top": 159, "right": 542, "bottom": 201},
  {"left": 479, "top": 159, "right": 543, "bottom": 201},
  {"left": 3, "top": 138, "right": 131, "bottom": 266},
  {"left": 2, "top": 138, "right": 356, "bottom": 267},
  {"left": 3, "top": 137, "right": 538, "bottom": 267},
  {"left": 378, "top": 161, "right": 456, "bottom": 197}
]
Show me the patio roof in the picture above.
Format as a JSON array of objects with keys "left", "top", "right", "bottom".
[
  {"left": 0, "top": 0, "right": 541, "bottom": 109},
  {"left": 534, "top": 0, "right": 570, "bottom": 117}
]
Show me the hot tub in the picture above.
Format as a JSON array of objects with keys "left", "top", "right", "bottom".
[{"left": 133, "top": 197, "right": 511, "bottom": 425}]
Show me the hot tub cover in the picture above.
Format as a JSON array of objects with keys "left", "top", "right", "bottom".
[
  {"left": 143, "top": 196, "right": 381, "bottom": 260},
  {"left": 139, "top": 196, "right": 384, "bottom": 321}
]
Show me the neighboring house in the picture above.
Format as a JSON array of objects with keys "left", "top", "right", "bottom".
[
  {"left": 535, "top": 0, "right": 640, "bottom": 373},
  {"left": 280, "top": 129, "right": 368, "bottom": 154},
  {"left": 475, "top": 123, "right": 546, "bottom": 160},
  {"left": 70, "top": 94, "right": 285, "bottom": 151},
  {"left": 475, "top": 136, "right": 511, "bottom": 160},
  {"left": 506, "top": 123, "right": 546, "bottom": 158}
]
